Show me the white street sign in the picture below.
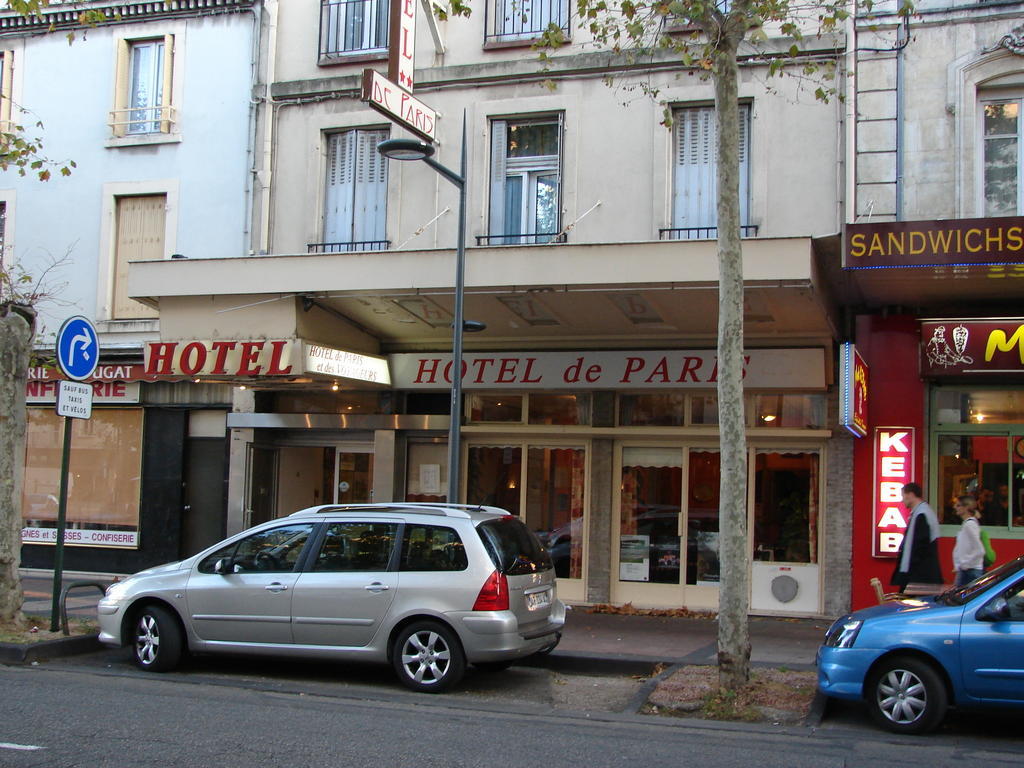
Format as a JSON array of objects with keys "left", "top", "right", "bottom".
[
  {"left": 362, "top": 69, "right": 437, "bottom": 142},
  {"left": 56, "top": 380, "right": 93, "bottom": 419}
]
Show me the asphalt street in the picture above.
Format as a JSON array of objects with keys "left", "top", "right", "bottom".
[{"left": 2, "top": 649, "right": 1024, "bottom": 768}]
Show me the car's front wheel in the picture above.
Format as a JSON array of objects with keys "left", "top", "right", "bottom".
[
  {"left": 392, "top": 621, "right": 465, "bottom": 693},
  {"left": 867, "top": 655, "right": 948, "bottom": 734},
  {"left": 131, "top": 604, "right": 184, "bottom": 673}
]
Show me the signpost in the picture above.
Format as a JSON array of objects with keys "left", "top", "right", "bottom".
[{"left": 49, "top": 316, "right": 99, "bottom": 631}]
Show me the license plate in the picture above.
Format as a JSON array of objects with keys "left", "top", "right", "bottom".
[{"left": 526, "top": 590, "right": 550, "bottom": 611}]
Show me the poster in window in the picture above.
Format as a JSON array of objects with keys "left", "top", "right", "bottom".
[
  {"left": 619, "top": 535, "right": 650, "bottom": 582},
  {"left": 695, "top": 531, "right": 720, "bottom": 585}
]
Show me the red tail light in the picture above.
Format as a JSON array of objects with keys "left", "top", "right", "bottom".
[{"left": 472, "top": 570, "right": 509, "bottom": 611}]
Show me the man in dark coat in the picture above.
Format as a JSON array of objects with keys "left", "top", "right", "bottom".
[{"left": 891, "top": 482, "right": 943, "bottom": 591}]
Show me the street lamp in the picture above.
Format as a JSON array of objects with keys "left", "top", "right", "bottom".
[{"left": 379, "top": 116, "right": 473, "bottom": 504}]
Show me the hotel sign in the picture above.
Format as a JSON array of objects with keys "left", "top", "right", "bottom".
[
  {"left": 921, "top": 319, "right": 1024, "bottom": 376},
  {"left": 361, "top": 70, "right": 437, "bottom": 142},
  {"left": 839, "top": 342, "right": 868, "bottom": 437},
  {"left": 390, "top": 348, "right": 826, "bottom": 390},
  {"left": 873, "top": 427, "right": 914, "bottom": 558},
  {"left": 844, "top": 217, "right": 1024, "bottom": 269},
  {"left": 144, "top": 339, "right": 391, "bottom": 385}
]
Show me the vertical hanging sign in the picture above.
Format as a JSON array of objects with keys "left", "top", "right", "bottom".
[
  {"left": 389, "top": 0, "right": 417, "bottom": 93},
  {"left": 363, "top": 0, "right": 439, "bottom": 142},
  {"left": 839, "top": 342, "right": 869, "bottom": 437},
  {"left": 872, "top": 427, "right": 914, "bottom": 558}
]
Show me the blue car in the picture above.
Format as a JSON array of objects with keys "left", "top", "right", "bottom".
[{"left": 818, "top": 556, "right": 1024, "bottom": 734}]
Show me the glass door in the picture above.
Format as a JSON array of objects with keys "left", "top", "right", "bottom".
[
  {"left": 333, "top": 450, "right": 374, "bottom": 503},
  {"left": 613, "top": 446, "right": 684, "bottom": 605},
  {"left": 749, "top": 449, "right": 821, "bottom": 615}
]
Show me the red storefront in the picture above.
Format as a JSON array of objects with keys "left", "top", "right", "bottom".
[{"left": 843, "top": 218, "right": 1024, "bottom": 609}]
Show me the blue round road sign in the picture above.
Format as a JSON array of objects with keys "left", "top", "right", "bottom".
[{"left": 56, "top": 316, "right": 100, "bottom": 381}]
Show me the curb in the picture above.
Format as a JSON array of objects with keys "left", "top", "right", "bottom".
[{"left": 0, "top": 634, "right": 103, "bottom": 665}]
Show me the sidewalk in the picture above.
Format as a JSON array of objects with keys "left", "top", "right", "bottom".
[{"left": 16, "top": 570, "right": 830, "bottom": 670}]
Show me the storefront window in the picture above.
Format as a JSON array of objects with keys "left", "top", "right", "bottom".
[
  {"left": 468, "top": 394, "right": 523, "bottom": 422},
  {"left": 406, "top": 441, "right": 447, "bottom": 502},
  {"left": 934, "top": 389, "right": 1024, "bottom": 425},
  {"left": 467, "top": 443, "right": 586, "bottom": 579},
  {"left": 466, "top": 445, "right": 522, "bottom": 512},
  {"left": 619, "top": 447, "right": 682, "bottom": 584},
  {"left": 618, "top": 393, "right": 685, "bottom": 426},
  {"left": 526, "top": 447, "right": 585, "bottom": 579},
  {"left": 21, "top": 408, "right": 143, "bottom": 548},
  {"left": 752, "top": 394, "right": 825, "bottom": 428},
  {"left": 686, "top": 450, "right": 720, "bottom": 585},
  {"left": 528, "top": 393, "right": 589, "bottom": 425},
  {"left": 753, "top": 451, "right": 819, "bottom": 563},
  {"left": 690, "top": 394, "right": 719, "bottom": 425},
  {"left": 936, "top": 435, "right": 1012, "bottom": 526}
]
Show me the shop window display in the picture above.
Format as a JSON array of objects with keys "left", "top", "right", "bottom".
[
  {"left": 466, "top": 444, "right": 585, "bottom": 579},
  {"left": 936, "top": 435, "right": 1013, "bottom": 527},
  {"left": 405, "top": 442, "right": 447, "bottom": 502},
  {"left": 687, "top": 450, "right": 721, "bottom": 585},
  {"left": 21, "top": 408, "right": 143, "bottom": 543},
  {"left": 619, "top": 447, "right": 682, "bottom": 583},
  {"left": 753, "top": 452, "right": 819, "bottom": 563}
]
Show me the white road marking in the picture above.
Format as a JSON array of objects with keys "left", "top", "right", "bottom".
[{"left": 0, "top": 742, "right": 44, "bottom": 751}]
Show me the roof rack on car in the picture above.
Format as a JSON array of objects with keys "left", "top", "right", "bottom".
[{"left": 287, "top": 503, "right": 510, "bottom": 520}]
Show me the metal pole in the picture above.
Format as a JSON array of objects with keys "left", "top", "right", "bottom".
[
  {"left": 49, "top": 416, "right": 73, "bottom": 632},
  {"left": 446, "top": 112, "right": 467, "bottom": 503}
]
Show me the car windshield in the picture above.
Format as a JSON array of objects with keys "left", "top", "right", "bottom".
[
  {"left": 476, "top": 516, "right": 553, "bottom": 576},
  {"left": 936, "top": 556, "right": 1024, "bottom": 606}
]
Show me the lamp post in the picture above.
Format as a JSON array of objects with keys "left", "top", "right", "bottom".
[{"left": 379, "top": 115, "right": 476, "bottom": 504}]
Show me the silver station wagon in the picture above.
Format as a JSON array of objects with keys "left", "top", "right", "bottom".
[{"left": 98, "top": 504, "right": 566, "bottom": 692}]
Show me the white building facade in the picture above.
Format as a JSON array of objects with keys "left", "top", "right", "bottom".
[{"left": 4, "top": 0, "right": 260, "bottom": 573}]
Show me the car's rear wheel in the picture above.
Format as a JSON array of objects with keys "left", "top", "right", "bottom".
[
  {"left": 867, "top": 655, "right": 947, "bottom": 734},
  {"left": 392, "top": 621, "right": 465, "bottom": 693},
  {"left": 131, "top": 605, "right": 184, "bottom": 673}
]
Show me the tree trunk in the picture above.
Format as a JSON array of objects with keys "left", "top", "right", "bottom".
[
  {"left": 0, "top": 305, "right": 33, "bottom": 627},
  {"left": 712, "top": 39, "right": 751, "bottom": 691}
]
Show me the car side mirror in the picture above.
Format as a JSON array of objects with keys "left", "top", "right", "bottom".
[
  {"left": 214, "top": 558, "right": 234, "bottom": 575},
  {"left": 977, "top": 597, "right": 1010, "bottom": 622}
]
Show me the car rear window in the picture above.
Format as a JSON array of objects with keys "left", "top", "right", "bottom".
[{"left": 476, "top": 516, "right": 553, "bottom": 576}]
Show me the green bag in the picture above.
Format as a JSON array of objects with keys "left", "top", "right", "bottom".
[{"left": 980, "top": 528, "right": 997, "bottom": 569}]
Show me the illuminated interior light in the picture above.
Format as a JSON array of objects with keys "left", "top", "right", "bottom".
[
  {"left": 331, "top": 382, "right": 339, "bottom": 392},
  {"left": 762, "top": 414, "right": 777, "bottom": 422}
]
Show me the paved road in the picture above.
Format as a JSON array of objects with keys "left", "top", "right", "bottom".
[{"left": 2, "top": 652, "right": 1023, "bottom": 768}]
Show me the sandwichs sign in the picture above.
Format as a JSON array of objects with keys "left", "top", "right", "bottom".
[{"left": 844, "top": 217, "right": 1024, "bottom": 269}]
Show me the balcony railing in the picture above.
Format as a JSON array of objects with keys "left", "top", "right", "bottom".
[
  {"left": 484, "top": 0, "right": 570, "bottom": 44},
  {"left": 307, "top": 240, "right": 391, "bottom": 254},
  {"left": 109, "top": 105, "right": 177, "bottom": 136},
  {"left": 319, "top": 0, "right": 389, "bottom": 59},
  {"left": 476, "top": 232, "right": 567, "bottom": 245},
  {"left": 659, "top": 225, "right": 760, "bottom": 241}
]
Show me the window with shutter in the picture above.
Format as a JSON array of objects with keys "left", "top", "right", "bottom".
[
  {"left": 321, "top": 128, "right": 389, "bottom": 252},
  {"left": 487, "top": 116, "right": 562, "bottom": 244},
  {"left": 111, "top": 36, "right": 175, "bottom": 137},
  {"left": 981, "top": 95, "right": 1023, "bottom": 217},
  {"left": 113, "top": 195, "right": 165, "bottom": 319},
  {"left": 672, "top": 104, "right": 750, "bottom": 238}
]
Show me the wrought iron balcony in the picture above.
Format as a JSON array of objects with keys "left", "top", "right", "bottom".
[
  {"left": 659, "top": 225, "right": 760, "bottom": 241},
  {"left": 484, "top": 0, "right": 570, "bottom": 44},
  {"left": 319, "top": 0, "right": 389, "bottom": 59},
  {"left": 307, "top": 240, "right": 391, "bottom": 254},
  {"left": 475, "top": 232, "right": 567, "bottom": 245}
]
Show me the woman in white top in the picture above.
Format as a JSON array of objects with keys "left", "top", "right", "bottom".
[{"left": 952, "top": 495, "right": 985, "bottom": 587}]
